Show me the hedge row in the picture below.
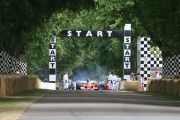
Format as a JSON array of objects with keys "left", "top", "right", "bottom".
[
  {"left": 147, "top": 77, "right": 180, "bottom": 96},
  {"left": 0, "top": 75, "right": 40, "bottom": 97}
]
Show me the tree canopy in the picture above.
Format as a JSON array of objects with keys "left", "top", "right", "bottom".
[
  {"left": 0, "top": 0, "right": 95, "bottom": 57},
  {"left": 134, "top": 0, "right": 180, "bottom": 57},
  {"left": 1, "top": 0, "right": 179, "bottom": 79}
]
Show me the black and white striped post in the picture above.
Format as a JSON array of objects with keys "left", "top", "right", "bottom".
[
  {"left": 49, "top": 36, "right": 56, "bottom": 90},
  {"left": 123, "top": 24, "right": 131, "bottom": 80}
]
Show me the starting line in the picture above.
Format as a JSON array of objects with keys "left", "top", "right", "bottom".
[{"left": 48, "top": 24, "right": 131, "bottom": 90}]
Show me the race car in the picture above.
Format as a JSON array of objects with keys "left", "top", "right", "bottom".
[
  {"left": 96, "top": 81, "right": 110, "bottom": 90},
  {"left": 80, "top": 80, "right": 99, "bottom": 90}
]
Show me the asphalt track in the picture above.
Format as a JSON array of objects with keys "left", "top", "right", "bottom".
[{"left": 18, "top": 90, "right": 180, "bottom": 120}]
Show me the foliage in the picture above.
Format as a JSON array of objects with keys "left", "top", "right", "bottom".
[
  {"left": 75, "top": 0, "right": 139, "bottom": 76},
  {"left": 24, "top": 12, "right": 85, "bottom": 80},
  {"left": 25, "top": 0, "right": 143, "bottom": 78},
  {"left": 1, "top": 0, "right": 180, "bottom": 79},
  {"left": 0, "top": 0, "right": 95, "bottom": 57},
  {"left": 134, "top": 0, "right": 180, "bottom": 57},
  {"left": 149, "top": 46, "right": 162, "bottom": 58}
]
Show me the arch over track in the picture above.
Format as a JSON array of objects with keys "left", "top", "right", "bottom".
[{"left": 48, "top": 24, "right": 131, "bottom": 90}]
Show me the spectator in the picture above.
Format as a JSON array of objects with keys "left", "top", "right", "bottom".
[
  {"left": 130, "top": 72, "right": 136, "bottom": 81},
  {"left": 108, "top": 72, "right": 114, "bottom": 90},
  {"left": 63, "top": 71, "right": 69, "bottom": 90}
]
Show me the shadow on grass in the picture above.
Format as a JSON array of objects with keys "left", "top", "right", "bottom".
[
  {"left": 0, "top": 89, "right": 52, "bottom": 103},
  {"left": 137, "top": 91, "right": 180, "bottom": 106}
]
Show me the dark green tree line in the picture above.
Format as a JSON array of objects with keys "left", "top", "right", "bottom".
[
  {"left": 1, "top": 0, "right": 179, "bottom": 78},
  {"left": 0, "top": 0, "right": 95, "bottom": 57},
  {"left": 134, "top": 0, "right": 180, "bottom": 57}
]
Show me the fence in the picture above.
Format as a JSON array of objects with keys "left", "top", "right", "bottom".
[
  {"left": 0, "top": 51, "right": 27, "bottom": 75},
  {"left": 163, "top": 54, "right": 180, "bottom": 76}
]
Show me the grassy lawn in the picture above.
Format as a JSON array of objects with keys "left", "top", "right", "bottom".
[
  {"left": 138, "top": 91, "right": 180, "bottom": 106},
  {"left": 0, "top": 89, "right": 51, "bottom": 120}
]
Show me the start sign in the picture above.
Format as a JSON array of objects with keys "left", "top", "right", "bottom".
[
  {"left": 123, "top": 24, "right": 131, "bottom": 80},
  {"left": 49, "top": 24, "right": 131, "bottom": 90},
  {"left": 59, "top": 30, "right": 123, "bottom": 37},
  {"left": 49, "top": 37, "right": 56, "bottom": 83}
]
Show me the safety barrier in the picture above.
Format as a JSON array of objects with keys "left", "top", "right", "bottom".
[
  {"left": 119, "top": 81, "right": 139, "bottom": 91},
  {"left": 147, "top": 76, "right": 180, "bottom": 96},
  {"left": 0, "top": 51, "right": 27, "bottom": 75},
  {"left": 0, "top": 75, "right": 39, "bottom": 97}
]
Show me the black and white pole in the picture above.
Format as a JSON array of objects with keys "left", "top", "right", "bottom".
[
  {"left": 49, "top": 36, "right": 56, "bottom": 90},
  {"left": 123, "top": 24, "right": 131, "bottom": 80}
]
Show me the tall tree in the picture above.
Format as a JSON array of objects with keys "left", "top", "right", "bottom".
[
  {"left": 0, "top": 0, "right": 95, "bottom": 57},
  {"left": 134, "top": 0, "right": 180, "bottom": 57},
  {"left": 24, "top": 0, "right": 180, "bottom": 79}
]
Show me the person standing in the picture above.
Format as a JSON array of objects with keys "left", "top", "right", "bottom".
[
  {"left": 73, "top": 80, "right": 77, "bottom": 90},
  {"left": 115, "top": 76, "right": 121, "bottom": 91},
  {"left": 130, "top": 72, "right": 136, "bottom": 81},
  {"left": 108, "top": 72, "right": 114, "bottom": 90},
  {"left": 63, "top": 71, "right": 69, "bottom": 90},
  {"left": 113, "top": 73, "right": 117, "bottom": 90},
  {"left": 155, "top": 70, "right": 162, "bottom": 79}
]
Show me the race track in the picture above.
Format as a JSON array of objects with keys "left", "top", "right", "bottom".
[{"left": 18, "top": 90, "right": 180, "bottom": 120}]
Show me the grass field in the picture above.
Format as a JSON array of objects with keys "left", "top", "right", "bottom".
[
  {"left": 138, "top": 91, "right": 180, "bottom": 106},
  {"left": 0, "top": 89, "right": 51, "bottom": 120}
]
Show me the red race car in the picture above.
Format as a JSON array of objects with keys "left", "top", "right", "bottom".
[{"left": 80, "top": 80, "right": 99, "bottom": 90}]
